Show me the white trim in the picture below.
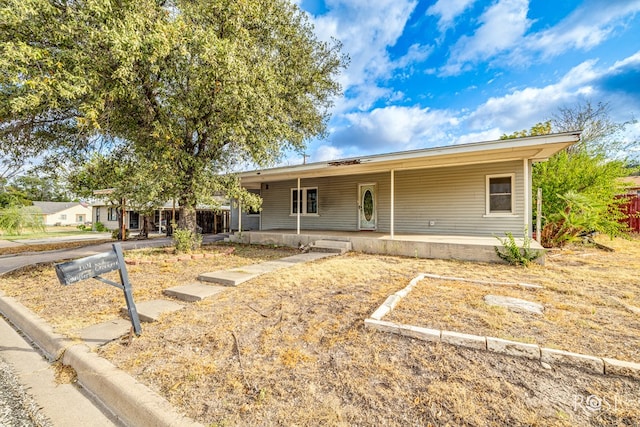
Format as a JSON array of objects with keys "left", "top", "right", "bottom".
[
  {"left": 390, "top": 170, "right": 395, "bottom": 239},
  {"left": 296, "top": 178, "right": 300, "bottom": 235},
  {"left": 523, "top": 159, "right": 530, "bottom": 234},
  {"left": 358, "top": 183, "right": 377, "bottom": 231},
  {"left": 485, "top": 173, "right": 515, "bottom": 215}
]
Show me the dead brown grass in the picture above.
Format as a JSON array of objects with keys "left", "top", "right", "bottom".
[{"left": 1, "top": 238, "right": 640, "bottom": 426}]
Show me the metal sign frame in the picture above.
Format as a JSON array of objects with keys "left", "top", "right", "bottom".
[{"left": 54, "top": 243, "right": 142, "bottom": 335}]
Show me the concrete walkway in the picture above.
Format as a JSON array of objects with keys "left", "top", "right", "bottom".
[{"left": 0, "top": 234, "right": 341, "bottom": 426}]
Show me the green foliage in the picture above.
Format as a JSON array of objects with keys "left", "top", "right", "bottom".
[
  {"left": 540, "top": 191, "right": 628, "bottom": 248},
  {"left": 533, "top": 150, "right": 630, "bottom": 227},
  {"left": 111, "top": 228, "right": 129, "bottom": 240},
  {"left": 173, "top": 227, "right": 203, "bottom": 254},
  {"left": 0, "top": 205, "right": 45, "bottom": 235},
  {"left": 500, "top": 121, "right": 552, "bottom": 139},
  {"left": 94, "top": 221, "right": 108, "bottom": 232},
  {"left": 12, "top": 174, "right": 70, "bottom": 202},
  {"left": 0, "top": 186, "right": 31, "bottom": 208},
  {"left": 494, "top": 229, "right": 541, "bottom": 267},
  {"left": 501, "top": 101, "right": 637, "bottom": 247},
  {"left": 1, "top": 0, "right": 347, "bottom": 247}
]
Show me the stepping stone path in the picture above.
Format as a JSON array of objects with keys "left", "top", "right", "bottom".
[
  {"left": 484, "top": 294, "right": 544, "bottom": 315},
  {"left": 77, "top": 245, "right": 345, "bottom": 346}
]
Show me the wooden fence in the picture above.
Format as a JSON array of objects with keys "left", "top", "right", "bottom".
[{"left": 620, "top": 195, "right": 640, "bottom": 233}]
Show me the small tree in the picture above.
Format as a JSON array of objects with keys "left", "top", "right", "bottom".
[
  {"left": 0, "top": 205, "right": 45, "bottom": 236},
  {"left": 501, "top": 101, "right": 637, "bottom": 247}
]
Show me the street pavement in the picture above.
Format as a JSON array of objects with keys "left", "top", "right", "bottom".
[{"left": 0, "top": 233, "right": 227, "bottom": 426}]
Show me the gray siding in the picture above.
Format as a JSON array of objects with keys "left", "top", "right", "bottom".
[{"left": 258, "top": 160, "right": 527, "bottom": 237}]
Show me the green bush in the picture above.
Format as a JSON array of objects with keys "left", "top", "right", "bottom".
[
  {"left": 94, "top": 221, "right": 108, "bottom": 232},
  {"left": 173, "top": 227, "right": 202, "bottom": 253},
  {"left": 495, "top": 229, "right": 541, "bottom": 267},
  {"left": 111, "top": 228, "right": 129, "bottom": 240}
]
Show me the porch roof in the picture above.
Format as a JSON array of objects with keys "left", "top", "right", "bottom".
[{"left": 239, "top": 131, "right": 580, "bottom": 188}]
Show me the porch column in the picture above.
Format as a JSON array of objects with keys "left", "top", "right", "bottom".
[
  {"left": 523, "top": 159, "right": 530, "bottom": 236},
  {"left": 238, "top": 198, "right": 242, "bottom": 232},
  {"left": 390, "top": 169, "right": 395, "bottom": 239},
  {"left": 296, "top": 177, "right": 301, "bottom": 235}
]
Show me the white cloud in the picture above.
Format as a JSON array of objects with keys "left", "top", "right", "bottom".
[
  {"left": 466, "top": 61, "right": 599, "bottom": 131},
  {"left": 427, "top": 0, "right": 477, "bottom": 33},
  {"left": 442, "top": 0, "right": 531, "bottom": 75},
  {"left": 331, "top": 105, "right": 458, "bottom": 151},
  {"left": 311, "top": 1, "right": 431, "bottom": 115},
  {"left": 464, "top": 53, "right": 640, "bottom": 135},
  {"left": 523, "top": 0, "right": 640, "bottom": 59},
  {"left": 312, "top": 145, "right": 344, "bottom": 161},
  {"left": 442, "top": 0, "right": 640, "bottom": 74}
]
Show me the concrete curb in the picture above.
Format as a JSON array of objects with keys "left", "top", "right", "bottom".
[
  {"left": 0, "top": 290, "right": 203, "bottom": 427},
  {"left": 365, "top": 274, "right": 640, "bottom": 379}
]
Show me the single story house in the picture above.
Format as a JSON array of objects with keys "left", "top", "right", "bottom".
[
  {"left": 229, "top": 132, "right": 580, "bottom": 262},
  {"left": 32, "top": 201, "right": 91, "bottom": 226}
]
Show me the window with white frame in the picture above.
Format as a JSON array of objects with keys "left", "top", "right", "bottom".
[
  {"left": 486, "top": 174, "right": 514, "bottom": 215},
  {"left": 291, "top": 187, "right": 318, "bottom": 215},
  {"left": 59, "top": 214, "right": 67, "bottom": 220}
]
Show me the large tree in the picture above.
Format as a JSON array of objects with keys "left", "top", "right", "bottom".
[{"left": 1, "top": 0, "right": 346, "bottom": 244}]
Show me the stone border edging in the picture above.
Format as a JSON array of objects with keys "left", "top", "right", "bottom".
[
  {"left": 365, "top": 274, "right": 640, "bottom": 380},
  {"left": 0, "top": 290, "right": 203, "bottom": 427}
]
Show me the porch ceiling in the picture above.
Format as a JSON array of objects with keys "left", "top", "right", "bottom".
[{"left": 239, "top": 132, "right": 580, "bottom": 188}]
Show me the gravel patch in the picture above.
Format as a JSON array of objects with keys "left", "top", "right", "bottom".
[{"left": 0, "top": 357, "right": 52, "bottom": 427}]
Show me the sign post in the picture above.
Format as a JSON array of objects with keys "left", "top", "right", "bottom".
[{"left": 54, "top": 243, "right": 142, "bottom": 335}]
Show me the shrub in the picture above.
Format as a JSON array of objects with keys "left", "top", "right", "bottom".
[
  {"left": 0, "top": 205, "right": 45, "bottom": 235},
  {"left": 94, "top": 221, "right": 108, "bottom": 232},
  {"left": 495, "top": 229, "right": 541, "bottom": 267},
  {"left": 173, "top": 227, "right": 202, "bottom": 253}
]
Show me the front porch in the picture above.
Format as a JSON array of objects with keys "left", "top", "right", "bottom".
[{"left": 226, "top": 229, "right": 545, "bottom": 264}]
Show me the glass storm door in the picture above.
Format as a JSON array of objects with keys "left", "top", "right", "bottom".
[{"left": 359, "top": 184, "right": 377, "bottom": 230}]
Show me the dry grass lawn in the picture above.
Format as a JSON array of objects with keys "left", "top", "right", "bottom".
[{"left": 1, "top": 238, "right": 640, "bottom": 426}]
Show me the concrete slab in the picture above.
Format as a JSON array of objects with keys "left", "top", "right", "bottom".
[
  {"left": 79, "top": 319, "right": 132, "bottom": 349},
  {"left": 163, "top": 283, "right": 228, "bottom": 302},
  {"left": 198, "top": 251, "right": 337, "bottom": 286},
  {"left": 121, "top": 299, "right": 184, "bottom": 323},
  {"left": 198, "top": 270, "right": 259, "bottom": 286}
]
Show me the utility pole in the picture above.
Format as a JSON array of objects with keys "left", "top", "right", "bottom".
[{"left": 302, "top": 153, "right": 310, "bottom": 164}]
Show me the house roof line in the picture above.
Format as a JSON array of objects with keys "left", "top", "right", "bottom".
[{"left": 239, "top": 131, "right": 581, "bottom": 186}]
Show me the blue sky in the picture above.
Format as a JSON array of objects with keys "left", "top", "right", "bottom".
[{"left": 288, "top": 0, "right": 640, "bottom": 163}]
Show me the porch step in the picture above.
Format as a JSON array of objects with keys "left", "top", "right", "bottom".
[{"left": 309, "top": 239, "right": 352, "bottom": 254}]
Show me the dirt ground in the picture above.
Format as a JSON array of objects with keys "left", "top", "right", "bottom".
[{"left": 2, "top": 238, "right": 640, "bottom": 426}]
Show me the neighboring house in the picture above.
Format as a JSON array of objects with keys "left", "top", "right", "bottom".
[
  {"left": 32, "top": 201, "right": 92, "bottom": 226},
  {"left": 620, "top": 176, "right": 640, "bottom": 196},
  {"left": 91, "top": 200, "right": 230, "bottom": 234},
  {"left": 229, "top": 132, "right": 580, "bottom": 262}
]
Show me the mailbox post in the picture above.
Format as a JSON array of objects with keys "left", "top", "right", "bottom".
[{"left": 54, "top": 243, "right": 142, "bottom": 335}]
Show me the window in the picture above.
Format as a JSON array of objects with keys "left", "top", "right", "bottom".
[
  {"left": 76, "top": 214, "right": 84, "bottom": 223},
  {"left": 486, "top": 174, "right": 514, "bottom": 215},
  {"left": 107, "top": 207, "right": 117, "bottom": 221},
  {"left": 59, "top": 214, "right": 67, "bottom": 220},
  {"left": 96, "top": 207, "right": 100, "bottom": 222},
  {"left": 291, "top": 187, "right": 318, "bottom": 215}
]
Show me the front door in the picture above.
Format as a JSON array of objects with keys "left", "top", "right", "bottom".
[{"left": 359, "top": 184, "right": 377, "bottom": 230}]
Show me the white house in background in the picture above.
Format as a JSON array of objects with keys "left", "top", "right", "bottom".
[{"left": 32, "top": 201, "right": 92, "bottom": 226}]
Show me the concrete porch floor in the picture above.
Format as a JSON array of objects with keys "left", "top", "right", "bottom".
[{"left": 227, "top": 229, "right": 545, "bottom": 264}]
